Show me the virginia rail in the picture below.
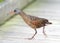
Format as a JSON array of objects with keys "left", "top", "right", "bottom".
[{"left": 10, "top": 8, "right": 52, "bottom": 40}]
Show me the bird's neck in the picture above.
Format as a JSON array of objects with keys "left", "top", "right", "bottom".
[{"left": 19, "top": 10, "right": 28, "bottom": 19}]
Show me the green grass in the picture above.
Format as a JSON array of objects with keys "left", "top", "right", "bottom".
[{"left": 0, "top": 0, "right": 4, "bottom": 2}]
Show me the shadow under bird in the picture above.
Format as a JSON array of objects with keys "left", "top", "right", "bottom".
[{"left": 10, "top": 8, "right": 52, "bottom": 40}]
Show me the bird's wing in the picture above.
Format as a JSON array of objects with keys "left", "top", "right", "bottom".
[
  {"left": 27, "top": 15, "right": 48, "bottom": 21},
  {"left": 27, "top": 15, "right": 41, "bottom": 21},
  {"left": 27, "top": 15, "right": 43, "bottom": 25},
  {"left": 27, "top": 15, "right": 48, "bottom": 25}
]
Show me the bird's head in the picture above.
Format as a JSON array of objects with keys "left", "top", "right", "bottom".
[{"left": 10, "top": 8, "right": 21, "bottom": 15}]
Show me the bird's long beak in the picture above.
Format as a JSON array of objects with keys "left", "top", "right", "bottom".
[{"left": 9, "top": 11, "right": 15, "bottom": 15}]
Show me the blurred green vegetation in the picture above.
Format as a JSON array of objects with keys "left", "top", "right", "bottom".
[
  {"left": 0, "top": 0, "right": 37, "bottom": 31},
  {"left": 0, "top": 0, "right": 4, "bottom": 2},
  {"left": 0, "top": 0, "right": 36, "bottom": 26}
]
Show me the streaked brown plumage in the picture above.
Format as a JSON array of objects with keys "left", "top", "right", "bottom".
[{"left": 10, "top": 8, "right": 52, "bottom": 40}]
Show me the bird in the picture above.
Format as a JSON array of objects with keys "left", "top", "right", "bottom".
[{"left": 10, "top": 8, "right": 52, "bottom": 40}]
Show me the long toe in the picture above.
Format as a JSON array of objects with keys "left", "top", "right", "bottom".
[{"left": 24, "top": 37, "right": 35, "bottom": 40}]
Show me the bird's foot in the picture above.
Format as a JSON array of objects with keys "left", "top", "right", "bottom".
[
  {"left": 43, "top": 32, "right": 47, "bottom": 38},
  {"left": 24, "top": 37, "right": 34, "bottom": 40},
  {"left": 44, "top": 34, "right": 47, "bottom": 38}
]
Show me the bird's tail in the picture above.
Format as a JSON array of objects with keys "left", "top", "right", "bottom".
[{"left": 46, "top": 22, "right": 52, "bottom": 24}]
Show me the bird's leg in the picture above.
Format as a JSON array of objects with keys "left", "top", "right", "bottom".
[
  {"left": 28, "top": 29, "right": 37, "bottom": 40},
  {"left": 43, "top": 26, "right": 47, "bottom": 37}
]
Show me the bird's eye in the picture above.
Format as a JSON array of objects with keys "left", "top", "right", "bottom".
[
  {"left": 14, "top": 10, "right": 17, "bottom": 12},
  {"left": 14, "top": 8, "right": 21, "bottom": 14}
]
